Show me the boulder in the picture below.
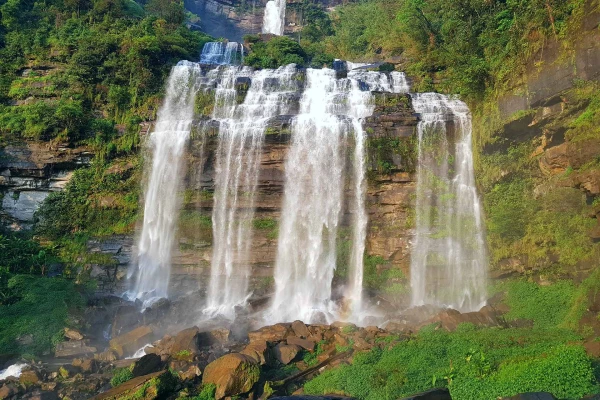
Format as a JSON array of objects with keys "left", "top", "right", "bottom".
[
  {"left": 94, "top": 350, "right": 118, "bottom": 362},
  {"left": 202, "top": 353, "right": 260, "bottom": 399},
  {"left": 130, "top": 354, "right": 163, "bottom": 377},
  {"left": 55, "top": 340, "right": 97, "bottom": 358},
  {"left": 291, "top": 320, "right": 311, "bottom": 338},
  {"left": 425, "top": 307, "right": 503, "bottom": 332},
  {"left": 197, "top": 328, "right": 230, "bottom": 347},
  {"left": 248, "top": 324, "right": 290, "bottom": 343},
  {"left": 19, "top": 369, "right": 42, "bottom": 385},
  {"left": 58, "top": 365, "right": 80, "bottom": 379},
  {"left": 20, "top": 391, "right": 59, "bottom": 400},
  {"left": 179, "top": 364, "right": 201, "bottom": 381},
  {"left": 240, "top": 341, "right": 273, "bottom": 366},
  {"left": 91, "top": 370, "right": 176, "bottom": 400},
  {"left": 170, "top": 326, "right": 200, "bottom": 355},
  {"left": 109, "top": 325, "right": 153, "bottom": 358},
  {"left": 63, "top": 328, "right": 84, "bottom": 341},
  {"left": 273, "top": 343, "right": 302, "bottom": 365},
  {"left": 286, "top": 336, "right": 315, "bottom": 351},
  {"left": 0, "top": 383, "right": 20, "bottom": 399},
  {"left": 72, "top": 358, "right": 97, "bottom": 373}
]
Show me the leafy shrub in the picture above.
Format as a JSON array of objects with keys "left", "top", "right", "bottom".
[
  {"left": 195, "top": 383, "right": 216, "bottom": 400},
  {"left": 0, "top": 275, "right": 85, "bottom": 355},
  {"left": 244, "top": 36, "right": 308, "bottom": 68},
  {"left": 110, "top": 366, "right": 134, "bottom": 387}
]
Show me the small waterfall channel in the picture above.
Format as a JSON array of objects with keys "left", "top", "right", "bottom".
[
  {"left": 129, "top": 41, "right": 487, "bottom": 324},
  {"left": 409, "top": 93, "right": 488, "bottom": 312},
  {"left": 262, "top": 0, "right": 286, "bottom": 36}
]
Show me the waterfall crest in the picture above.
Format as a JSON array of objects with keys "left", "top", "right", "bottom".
[
  {"left": 128, "top": 61, "right": 203, "bottom": 304},
  {"left": 200, "top": 42, "right": 244, "bottom": 65},
  {"left": 262, "top": 0, "right": 286, "bottom": 36},
  {"left": 409, "top": 93, "right": 488, "bottom": 312}
]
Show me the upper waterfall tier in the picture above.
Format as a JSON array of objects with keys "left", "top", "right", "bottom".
[
  {"left": 262, "top": 0, "right": 286, "bottom": 35},
  {"left": 200, "top": 42, "right": 244, "bottom": 65}
]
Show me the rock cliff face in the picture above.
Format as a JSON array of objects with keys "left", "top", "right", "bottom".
[
  {"left": 0, "top": 142, "right": 91, "bottom": 229},
  {"left": 477, "top": 4, "right": 600, "bottom": 279},
  {"left": 185, "top": 0, "right": 349, "bottom": 41}
]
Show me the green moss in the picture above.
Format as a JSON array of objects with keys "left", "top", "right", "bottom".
[{"left": 195, "top": 90, "right": 215, "bottom": 117}]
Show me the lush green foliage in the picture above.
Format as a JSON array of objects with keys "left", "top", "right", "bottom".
[
  {"left": 304, "top": 324, "right": 597, "bottom": 399},
  {"left": 0, "top": 275, "right": 85, "bottom": 355},
  {"left": 244, "top": 35, "right": 308, "bottom": 68},
  {"left": 111, "top": 366, "right": 135, "bottom": 387},
  {"left": 35, "top": 158, "right": 141, "bottom": 238}
]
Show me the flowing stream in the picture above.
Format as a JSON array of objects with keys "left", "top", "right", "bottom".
[
  {"left": 204, "top": 64, "right": 300, "bottom": 318},
  {"left": 409, "top": 93, "right": 488, "bottom": 311},
  {"left": 129, "top": 61, "right": 202, "bottom": 304},
  {"left": 262, "top": 0, "right": 286, "bottom": 35},
  {"left": 268, "top": 69, "right": 409, "bottom": 324}
]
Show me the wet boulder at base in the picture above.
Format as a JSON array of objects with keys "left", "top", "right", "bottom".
[
  {"left": 202, "top": 353, "right": 260, "bottom": 399},
  {"left": 109, "top": 325, "right": 154, "bottom": 358}
]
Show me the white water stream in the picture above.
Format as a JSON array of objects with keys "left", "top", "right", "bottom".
[
  {"left": 262, "top": 0, "right": 286, "bottom": 35},
  {"left": 409, "top": 93, "right": 488, "bottom": 311},
  {"left": 129, "top": 61, "right": 202, "bottom": 304},
  {"left": 204, "top": 64, "right": 299, "bottom": 318}
]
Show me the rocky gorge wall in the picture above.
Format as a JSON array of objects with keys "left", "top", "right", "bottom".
[
  {"left": 185, "top": 0, "right": 350, "bottom": 41},
  {"left": 475, "top": 4, "right": 600, "bottom": 281}
]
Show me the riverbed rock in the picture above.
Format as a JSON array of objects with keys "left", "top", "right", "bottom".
[
  {"left": 63, "top": 328, "right": 84, "bottom": 341},
  {"left": 202, "top": 353, "right": 260, "bottom": 399},
  {"left": 72, "top": 358, "right": 97, "bottom": 373},
  {"left": 55, "top": 340, "right": 97, "bottom": 358},
  {"left": 286, "top": 336, "right": 315, "bottom": 351},
  {"left": 240, "top": 341, "right": 273, "bottom": 366},
  {"left": 291, "top": 320, "right": 311, "bottom": 338},
  {"left": 273, "top": 343, "right": 302, "bottom": 365},
  {"left": 170, "top": 326, "right": 201, "bottom": 355},
  {"left": 248, "top": 323, "right": 291, "bottom": 343},
  {"left": 131, "top": 353, "right": 163, "bottom": 377},
  {"left": 109, "top": 325, "right": 153, "bottom": 358},
  {"left": 198, "top": 328, "right": 230, "bottom": 347},
  {"left": 0, "top": 383, "right": 20, "bottom": 399},
  {"left": 19, "top": 369, "right": 42, "bottom": 385}
]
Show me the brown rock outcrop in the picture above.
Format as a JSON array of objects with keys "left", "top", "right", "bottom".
[
  {"left": 109, "top": 325, "right": 153, "bottom": 358},
  {"left": 202, "top": 353, "right": 260, "bottom": 399}
]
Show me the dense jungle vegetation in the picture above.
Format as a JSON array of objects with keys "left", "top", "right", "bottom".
[
  {"left": 0, "top": 0, "right": 600, "bottom": 397},
  {"left": 0, "top": 0, "right": 210, "bottom": 355}
]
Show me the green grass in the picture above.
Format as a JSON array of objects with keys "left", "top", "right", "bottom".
[
  {"left": 304, "top": 325, "right": 597, "bottom": 400},
  {"left": 0, "top": 275, "right": 85, "bottom": 355}
]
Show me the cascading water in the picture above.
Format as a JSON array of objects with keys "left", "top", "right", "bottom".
[
  {"left": 204, "top": 64, "right": 300, "bottom": 318},
  {"left": 268, "top": 69, "right": 409, "bottom": 324},
  {"left": 200, "top": 42, "right": 244, "bottom": 65},
  {"left": 128, "top": 61, "right": 202, "bottom": 304},
  {"left": 262, "top": 0, "right": 286, "bottom": 35},
  {"left": 409, "top": 93, "right": 487, "bottom": 312}
]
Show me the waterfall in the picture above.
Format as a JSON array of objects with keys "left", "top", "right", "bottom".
[
  {"left": 204, "top": 64, "right": 300, "bottom": 318},
  {"left": 409, "top": 93, "right": 487, "bottom": 312},
  {"left": 268, "top": 69, "right": 408, "bottom": 324},
  {"left": 200, "top": 42, "right": 244, "bottom": 65},
  {"left": 128, "top": 61, "right": 202, "bottom": 304},
  {"left": 262, "top": 0, "right": 286, "bottom": 36}
]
